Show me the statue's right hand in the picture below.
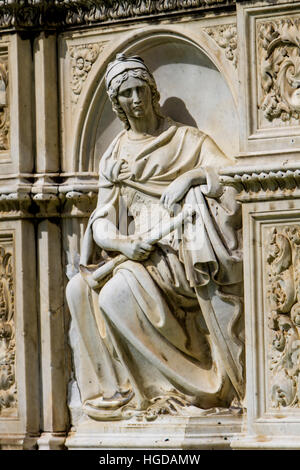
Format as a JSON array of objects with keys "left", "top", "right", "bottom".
[
  {"left": 107, "top": 160, "right": 131, "bottom": 182},
  {"left": 119, "top": 238, "right": 154, "bottom": 260}
]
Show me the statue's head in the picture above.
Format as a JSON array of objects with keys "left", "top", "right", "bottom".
[{"left": 105, "top": 53, "right": 161, "bottom": 129}]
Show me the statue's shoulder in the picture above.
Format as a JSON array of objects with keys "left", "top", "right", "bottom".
[
  {"left": 168, "top": 118, "right": 206, "bottom": 140},
  {"left": 99, "top": 130, "right": 126, "bottom": 172}
]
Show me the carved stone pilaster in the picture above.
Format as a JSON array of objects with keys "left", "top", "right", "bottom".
[
  {"left": 204, "top": 24, "right": 237, "bottom": 68},
  {"left": 0, "top": 48, "right": 9, "bottom": 153},
  {"left": 0, "top": 234, "right": 17, "bottom": 417}
]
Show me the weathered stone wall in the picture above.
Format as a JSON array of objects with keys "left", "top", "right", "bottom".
[{"left": 1, "top": 0, "right": 300, "bottom": 450}]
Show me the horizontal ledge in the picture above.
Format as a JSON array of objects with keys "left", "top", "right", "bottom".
[
  {"left": 231, "top": 435, "right": 300, "bottom": 450},
  {"left": 0, "top": 0, "right": 236, "bottom": 31},
  {"left": 219, "top": 162, "right": 300, "bottom": 177},
  {"left": 5, "top": 164, "right": 300, "bottom": 201}
]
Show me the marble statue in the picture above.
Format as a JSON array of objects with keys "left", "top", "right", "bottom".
[{"left": 66, "top": 53, "right": 243, "bottom": 421}]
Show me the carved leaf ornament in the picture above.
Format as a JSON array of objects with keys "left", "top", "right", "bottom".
[
  {"left": 0, "top": 1, "right": 232, "bottom": 29},
  {"left": 267, "top": 226, "right": 300, "bottom": 408},
  {"left": 205, "top": 24, "right": 237, "bottom": 68},
  {"left": 0, "top": 57, "right": 9, "bottom": 151},
  {"left": 0, "top": 245, "right": 16, "bottom": 415},
  {"left": 70, "top": 43, "right": 102, "bottom": 104},
  {"left": 258, "top": 19, "right": 300, "bottom": 122}
]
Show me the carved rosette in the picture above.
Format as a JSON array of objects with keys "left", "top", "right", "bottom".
[
  {"left": 204, "top": 24, "right": 237, "bottom": 68},
  {"left": 0, "top": 236, "right": 17, "bottom": 416},
  {"left": 0, "top": 53, "right": 9, "bottom": 151},
  {"left": 69, "top": 43, "right": 104, "bottom": 104},
  {"left": 266, "top": 226, "right": 300, "bottom": 409},
  {"left": 258, "top": 18, "right": 300, "bottom": 123}
]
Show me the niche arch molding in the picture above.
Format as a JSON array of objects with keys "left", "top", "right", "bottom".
[{"left": 71, "top": 25, "right": 239, "bottom": 173}]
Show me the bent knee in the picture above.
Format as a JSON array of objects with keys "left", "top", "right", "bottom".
[
  {"left": 66, "top": 273, "right": 88, "bottom": 310},
  {"left": 98, "top": 273, "right": 131, "bottom": 313}
]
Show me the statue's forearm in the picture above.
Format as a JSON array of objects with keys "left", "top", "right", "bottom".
[
  {"left": 172, "top": 168, "right": 207, "bottom": 190},
  {"left": 186, "top": 168, "right": 207, "bottom": 187}
]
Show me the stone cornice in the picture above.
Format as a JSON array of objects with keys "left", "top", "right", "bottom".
[
  {"left": 0, "top": 0, "right": 235, "bottom": 31},
  {"left": 220, "top": 166, "right": 300, "bottom": 202},
  {"left": 3, "top": 164, "right": 300, "bottom": 217},
  {"left": 0, "top": 190, "right": 98, "bottom": 219},
  {"left": 0, "top": 174, "right": 98, "bottom": 218}
]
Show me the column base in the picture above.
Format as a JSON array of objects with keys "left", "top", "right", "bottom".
[
  {"left": 37, "top": 432, "right": 67, "bottom": 450},
  {"left": 0, "top": 433, "right": 39, "bottom": 450}
]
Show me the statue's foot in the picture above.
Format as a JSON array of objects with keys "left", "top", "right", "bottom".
[
  {"left": 83, "top": 406, "right": 124, "bottom": 421},
  {"left": 83, "top": 390, "right": 134, "bottom": 414},
  {"left": 144, "top": 394, "right": 191, "bottom": 421}
]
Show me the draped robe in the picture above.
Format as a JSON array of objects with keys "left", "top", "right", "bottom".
[{"left": 66, "top": 118, "right": 243, "bottom": 420}]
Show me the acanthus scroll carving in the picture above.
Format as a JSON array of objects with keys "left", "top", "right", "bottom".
[
  {"left": 258, "top": 18, "right": 300, "bottom": 123},
  {"left": 0, "top": 238, "right": 17, "bottom": 416},
  {"left": 266, "top": 226, "right": 300, "bottom": 409},
  {"left": 0, "top": 55, "right": 9, "bottom": 151},
  {"left": 70, "top": 43, "right": 104, "bottom": 104}
]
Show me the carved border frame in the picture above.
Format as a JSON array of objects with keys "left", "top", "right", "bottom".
[
  {"left": 0, "top": 41, "right": 9, "bottom": 163},
  {"left": 243, "top": 200, "right": 300, "bottom": 440},
  {"left": 237, "top": 0, "right": 300, "bottom": 163},
  {"left": 0, "top": 34, "right": 34, "bottom": 176},
  {"left": 0, "top": 220, "right": 39, "bottom": 448}
]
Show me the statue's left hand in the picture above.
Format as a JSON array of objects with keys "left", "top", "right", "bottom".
[{"left": 160, "top": 174, "right": 192, "bottom": 213}]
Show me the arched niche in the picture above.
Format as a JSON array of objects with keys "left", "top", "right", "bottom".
[{"left": 77, "top": 32, "right": 239, "bottom": 172}]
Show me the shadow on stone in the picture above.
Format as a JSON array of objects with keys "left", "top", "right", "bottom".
[{"left": 161, "top": 96, "right": 198, "bottom": 128}]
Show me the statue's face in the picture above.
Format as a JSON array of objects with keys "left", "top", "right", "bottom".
[
  {"left": 117, "top": 76, "right": 152, "bottom": 119},
  {"left": 76, "top": 57, "right": 84, "bottom": 70}
]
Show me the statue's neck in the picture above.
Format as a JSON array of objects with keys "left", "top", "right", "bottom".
[{"left": 127, "top": 110, "right": 160, "bottom": 138}]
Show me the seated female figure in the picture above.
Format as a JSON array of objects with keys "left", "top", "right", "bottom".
[{"left": 66, "top": 54, "right": 243, "bottom": 421}]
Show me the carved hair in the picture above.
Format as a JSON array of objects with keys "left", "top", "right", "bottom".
[{"left": 107, "top": 68, "right": 162, "bottom": 130}]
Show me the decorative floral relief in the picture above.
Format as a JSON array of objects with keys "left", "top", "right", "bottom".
[
  {"left": 70, "top": 43, "right": 104, "bottom": 104},
  {"left": 258, "top": 18, "right": 300, "bottom": 123},
  {"left": 0, "top": 1, "right": 233, "bottom": 29},
  {"left": 204, "top": 24, "right": 237, "bottom": 68},
  {"left": 0, "top": 54, "right": 9, "bottom": 151},
  {"left": 0, "top": 237, "right": 17, "bottom": 416},
  {"left": 266, "top": 226, "right": 300, "bottom": 409}
]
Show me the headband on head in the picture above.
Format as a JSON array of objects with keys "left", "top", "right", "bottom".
[{"left": 105, "top": 53, "right": 151, "bottom": 90}]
